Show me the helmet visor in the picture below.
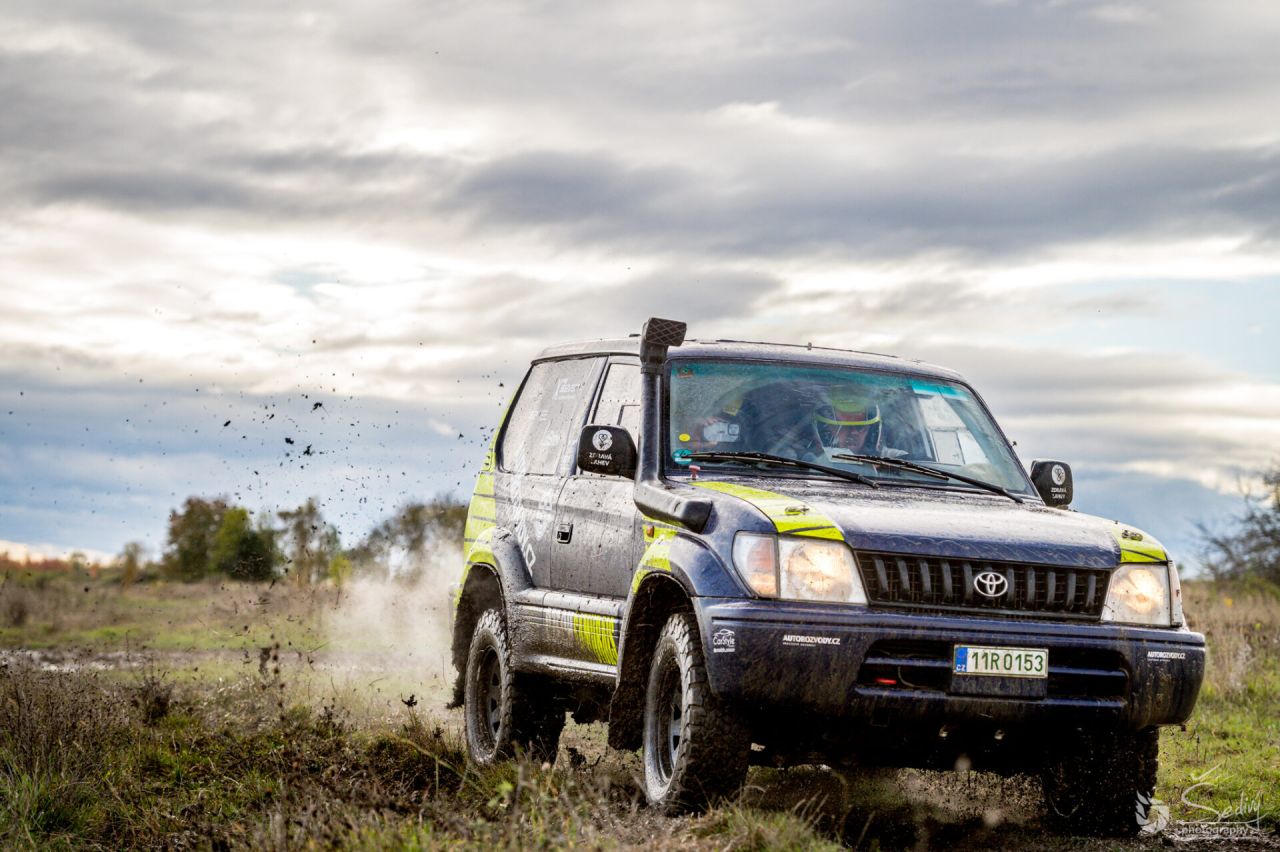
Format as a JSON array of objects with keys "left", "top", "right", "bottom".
[{"left": 815, "top": 388, "right": 880, "bottom": 451}]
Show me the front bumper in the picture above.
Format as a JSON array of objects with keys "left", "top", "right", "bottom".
[{"left": 696, "top": 598, "right": 1205, "bottom": 731}]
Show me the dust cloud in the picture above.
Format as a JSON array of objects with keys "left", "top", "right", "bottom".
[{"left": 318, "top": 542, "right": 463, "bottom": 709}]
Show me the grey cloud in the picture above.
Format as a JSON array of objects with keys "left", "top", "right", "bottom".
[
  {"left": 337, "top": 1, "right": 1258, "bottom": 121},
  {"left": 433, "top": 144, "right": 1280, "bottom": 262},
  {"left": 837, "top": 281, "right": 1159, "bottom": 325},
  {"left": 806, "top": 281, "right": 996, "bottom": 326},
  {"left": 24, "top": 139, "right": 1277, "bottom": 261},
  {"left": 929, "top": 344, "right": 1217, "bottom": 400},
  {"left": 228, "top": 147, "right": 444, "bottom": 181},
  {"left": 1060, "top": 289, "right": 1159, "bottom": 315},
  {"left": 4, "top": 0, "right": 1277, "bottom": 568},
  {"left": 445, "top": 151, "right": 687, "bottom": 231},
  {"left": 24, "top": 149, "right": 455, "bottom": 218},
  {"left": 292, "top": 266, "right": 787, "bottom": 353},
  {"left": 0, "top": 51, "right": 117, "bottom": 154},
  {"left": 608, "top": 269, "right": 783, "bottom": 324},
  {"left": 32, "top": 168, "right": 261, "bottom": 214},
  {"left": 4, "top": 0, "right": 1280, "bottom": 263}
]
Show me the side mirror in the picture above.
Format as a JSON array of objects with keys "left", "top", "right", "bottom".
[
  {"left": 577, "top": 425, "right": 637, "bottom": 478},
  {"left": 1030, "top": 460, "right": 1073, "bottom": 507}
]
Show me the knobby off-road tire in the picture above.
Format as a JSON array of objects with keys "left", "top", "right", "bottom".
[
  {"left": 1041, "top": 726, "right": 1159, "bottom": 836},
  {"left": 464, "top": 609, "right": 565, "bottom": 766},
  {"left": 642, "top": 612, "right": 750, "bottom": 814}
]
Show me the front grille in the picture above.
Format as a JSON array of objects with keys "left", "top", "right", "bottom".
[{"left": 856, "top": 551, "right": 1111, "bottom": 619}]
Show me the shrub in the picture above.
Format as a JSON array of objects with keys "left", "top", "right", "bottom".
[{"left": 3, "top": 587, "right": 32, "bottom": 628}]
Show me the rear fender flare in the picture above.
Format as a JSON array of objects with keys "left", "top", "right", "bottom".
[{"left": 452, "top": 527, "right": 534, "bottom": 671}]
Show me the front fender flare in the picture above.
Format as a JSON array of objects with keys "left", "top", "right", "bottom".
[{"left": 608, "top": 530, "right": 743, "bottom": 749}]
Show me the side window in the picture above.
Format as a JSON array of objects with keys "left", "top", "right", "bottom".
[
  {"left": 500, "top": 359, "right": 598, "bottom": 475},
  {"left": 592, "top": 362, "right": 641, "bottom": 442}
]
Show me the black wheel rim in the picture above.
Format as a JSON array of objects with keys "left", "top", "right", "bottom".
[
  {"left": 474, "top": 647, "right": 501, "bottom": 748},
  {"left": 651, "top": 658, "right": 682, "bottom": 784}
]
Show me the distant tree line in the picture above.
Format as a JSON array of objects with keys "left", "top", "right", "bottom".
[
  {"left": 147, "top": 494, "right": 466, "bottom": 584},
  {"left": 160, "top": 497, "right": 284, "bottom": 582}
]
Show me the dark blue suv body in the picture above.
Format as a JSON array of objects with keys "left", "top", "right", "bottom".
[{"left": 451, "top": 318, "right": 1204, "bottom": 835}]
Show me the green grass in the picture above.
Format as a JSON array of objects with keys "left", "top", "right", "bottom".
[
  {"left": 0, "top": 575, "right": 326, "bottom": 652},
  {"left": 3, "top": 572, "right": 1278, "bottom": 848},
  {"left": 1158, "top": 664, "right": 1280, "bottom": 830}
]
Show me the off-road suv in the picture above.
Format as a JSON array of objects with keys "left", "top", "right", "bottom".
[{"left": 450, "top": 318, "right": 1204, "bottom": 835}]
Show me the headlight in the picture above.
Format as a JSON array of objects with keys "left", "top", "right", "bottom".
[
  {"left": 732, "top": 533, "right": 866, "bottom": 604},
  {"left": 1101, "top": 564, "right": 1172, "bottom": 626},
  {"left": 732, "top": 533, "right": 779, "bottom": 597}
]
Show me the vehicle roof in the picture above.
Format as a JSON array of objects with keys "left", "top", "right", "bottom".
[{"left": 535, "top": 337, "right": 965, "bottom": 382}]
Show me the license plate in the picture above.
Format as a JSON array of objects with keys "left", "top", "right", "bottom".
[{"left": 953, "top": 645, "right": 1048, "bottom": 678}]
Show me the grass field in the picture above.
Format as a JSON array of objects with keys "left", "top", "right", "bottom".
[{"left": 1, "top": 568, "right": 1277, "bottom": 849}]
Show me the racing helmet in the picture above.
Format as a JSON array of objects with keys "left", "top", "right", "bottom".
[{"left": 814, "top": 386, "right": 881, "bottom": 455}]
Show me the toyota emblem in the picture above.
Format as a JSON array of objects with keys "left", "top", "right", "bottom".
[{"left": 973, "top": 571, "right": 1008, "bottom": 598}]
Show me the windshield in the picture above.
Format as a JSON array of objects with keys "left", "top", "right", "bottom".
[{"left": 666, "top": 359, "right": 1034, "bottom": 495}]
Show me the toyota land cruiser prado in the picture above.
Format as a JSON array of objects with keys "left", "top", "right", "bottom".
[{"left": 449, "top": 318, "right": 1204, "bottom": 836}]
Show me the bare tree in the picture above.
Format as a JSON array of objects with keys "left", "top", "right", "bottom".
[
  {"left": 1201, "top": 463, "right": 1280, "bottom": 585},
  {"left": 118, "top": 541, "right": 146, "bottom": 588},
  {"left": 352, "top": 496, "right": 467, "bottom": 583},
  {"left": 277, "top": 498, "right": 339, "bottom": 586}
]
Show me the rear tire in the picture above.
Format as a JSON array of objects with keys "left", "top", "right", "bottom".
[
  {"left": 1041, "top": 726, "right": 1159, "bottom": 836},
  {"left": 642, "top": 612, "right": 749, "bottom": 813},
  {"left": 464, "top": 608, "right": 564, "bottom": 766}
]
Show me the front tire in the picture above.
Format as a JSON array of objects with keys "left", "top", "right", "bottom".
[
  {"left": 1041, "top": 726, "right": 1159, "bottom": 836},
  {"left": 464, "top": 608, "right": 564, "bottom": 766},
  {"left": 642, "top": 612, "right": 749, "bottom": 813}
]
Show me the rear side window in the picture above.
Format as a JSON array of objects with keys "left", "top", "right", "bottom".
[
  {"left": 500, "top": 359, "right": 598, "bottom": 474},
  {"left": 592, "top": 362, "right": 641, "bottom": 442}
]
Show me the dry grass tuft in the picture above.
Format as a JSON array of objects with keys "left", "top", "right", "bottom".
[{"left": 1182, "top": 580, "right": 1280, "bottom": 697}]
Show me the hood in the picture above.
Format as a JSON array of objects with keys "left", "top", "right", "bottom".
[{"left": 694, "top": 477, "right": 1164, "bottom": 568}]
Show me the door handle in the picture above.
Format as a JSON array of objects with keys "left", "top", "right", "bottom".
[{"left": 555, "top": 522, "right": 573, "bottom": 544}]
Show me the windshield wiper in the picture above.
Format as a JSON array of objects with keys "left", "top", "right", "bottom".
[
  {"left": 831, "top": 453, "right": 1024, "bottom": 503},
  {"left": 686, "top": 451, "right": 878, "bottom": 489}
]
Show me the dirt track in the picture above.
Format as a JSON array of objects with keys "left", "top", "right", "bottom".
[{"left": 5, "top": 646, "right": 1272, "bottom": 850}]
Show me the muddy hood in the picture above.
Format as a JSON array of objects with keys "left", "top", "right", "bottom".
[{"left": 736, "top": 479, "right": 1130, "bottom": 569}]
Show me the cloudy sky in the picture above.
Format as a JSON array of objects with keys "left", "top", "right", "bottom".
[{"left": 2, "top": 0, "right": 1278, "bottom": 568}]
